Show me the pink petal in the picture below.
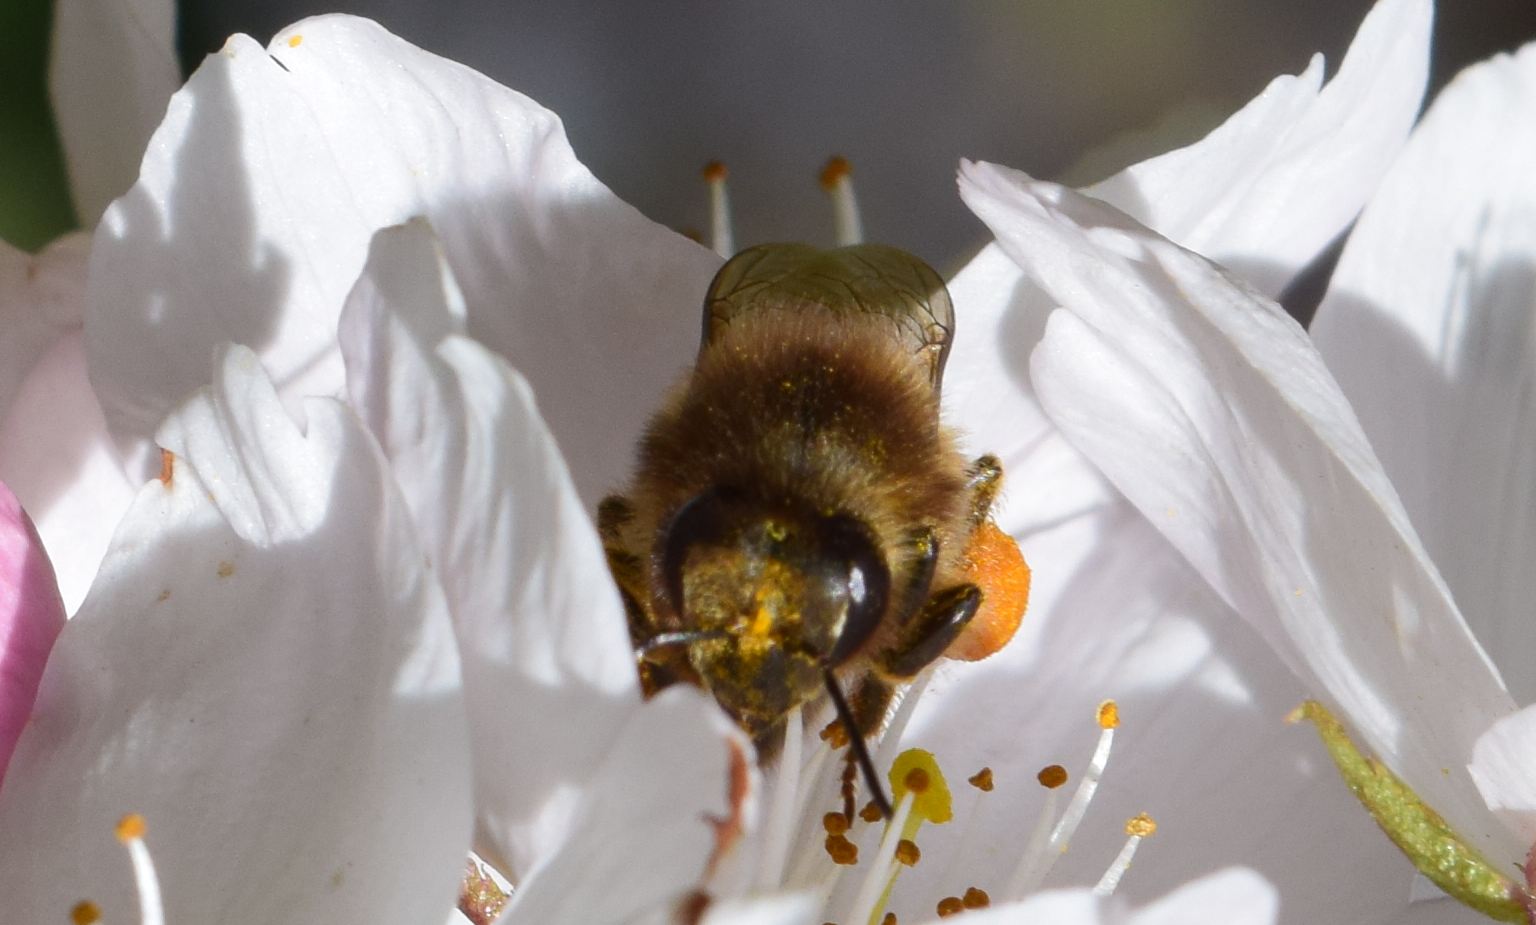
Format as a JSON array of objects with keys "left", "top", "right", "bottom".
[{"left": 0, "top": 481, "right": 65, "bottom": 783}]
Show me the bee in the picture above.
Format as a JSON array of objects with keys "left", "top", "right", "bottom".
[{"left": 598, "top": 243, "right": 1028, "bottom": 813}]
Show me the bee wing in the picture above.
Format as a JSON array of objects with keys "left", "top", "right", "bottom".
[{"left": 702, "top": 243, "right": 956, "bottom": 391}]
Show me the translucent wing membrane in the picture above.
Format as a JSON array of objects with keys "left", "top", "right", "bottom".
[{"left": 702, "top": 244, "right": 955, "bottom": 390}]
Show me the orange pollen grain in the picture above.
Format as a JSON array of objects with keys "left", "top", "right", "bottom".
[
  {"left": 825, "top": 833, "right": 859, "bottom": 865},
  {"left": 895, "top": 838, "right": 921, "bottom": 866},
  {"left": 115, "top": 812, "right": 146, "bottom": 843},
  {"left": 962, "top": 887, "right": 991, "bottom": 909},
  {"left": 702, "top": 160, "right": 728, "bottom": 182},
  {"left": 1097, "top": 700, "right": 1120, "bottom": 729},
  {"left": 70, "top": 901, "right": 101, "bottom": 924},
  {"left": 1037, "top": 764, "right": 1069, "bottom": 789},
  {"left": 823, "top": 811, "right": 851, "bottom": 836},
  {"left": 904, "top": 767, "right": 931, "bottom": 793},
  {"left": 819, "top": 155, "right": 852, "bottom": 189},
  {"left": 1126, "top": 813, "right": 1157, "bottom": 837},
  {"left": 968, "top": 767, "right": 994, "bottom": 792},
  {"left": 859, "top": 801, "right": 884, "bottom": 823},
  {"left": 287, "top": 34, "right": 303, "bottom": 47},
  {"left": 936, "top": 896, "right": 965, "bottom": 917}
]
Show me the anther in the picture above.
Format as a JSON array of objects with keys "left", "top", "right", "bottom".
[
  {"left": 70, "top": 901, "right": 101, "bottom": 924},
  {"left": 1005, "top": 703, "right": 1121, "bottom": 899},
  {"left": 1093, "top": 813, "right": 1158, "bottom": 896},
  {"left": 819, "top": 155, "right": 864, "bottom": 247},
  {"left": 962, "top": 887, "right": 990, "bottom": 909},
  {"left": 936, "top": 896, "right": 964, "bottom": 917},
  {"left": 825, "top": 833, "right": 859, "bottom": 865},
  {"left": 895, "top": 839, "right": 921, "bottom": 866},
  {"left": 702, "top": 161, "right": 735, "bottom": 258},
  {"left": 823, "top": 811, "right": 851, "bottom": 836},
  {"left": 113, "top": 812, "right": 165, "bottom": 925},
  {"left": 968, "top": 767, "right": 994, "bottom": 792}
]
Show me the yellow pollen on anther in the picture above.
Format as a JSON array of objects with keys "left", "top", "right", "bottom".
[
  {"left": 968, "top": 767, "right": 994, "bottom": 791},
  {"left": 823, "top": 811, "right": 850, "bottom": 836},
  {"left": 70, "top": 901, "right": 101, "bottom": 924},
  {"left": 1097, "top": 700, "right": 1120, "bottom": 729},
  {"left": 1037, "top": 764, "right": 1069, "bottom": 789},
  {"left": 287, "top": 34, "right": 303, "bottom": 47},
  {"left": 895, "top": 838, "right": 921, "bottom": 866},
  {"left": 819, "top": 155, "right": 852, "bottom": 190},
  {"left": 889, "top": 749, "right": 952, "bottom": 824},
  {"left": 116, "top": 812, "right": 147, "bottom": 843},
  {"left": 1125, "top": 812, "right": 1157, "bottom": 837}
]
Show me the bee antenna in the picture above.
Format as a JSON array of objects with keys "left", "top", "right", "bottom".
[
  {"left": 824, "top": 671, "right": 893, "bottom": 819},
  {"left": 637, "top": 630, "right": 726, "bottom": 656}
]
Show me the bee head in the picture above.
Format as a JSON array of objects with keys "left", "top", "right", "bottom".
[{"left": 655, "top": 487, "right": 891, "bottom": 728}]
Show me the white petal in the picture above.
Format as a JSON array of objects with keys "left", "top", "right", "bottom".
[
  {"left": 1469, "top": 703, "right": 1536, "bottom": 847},
  {"left": 0, "top": 233, "right": 89, "bottom": 422},
  {"left": 0, "top": 332, "right": 135, "bottom": 613},
  {"left": 695, "top": 893, "right": 819, "bottom": 925},
  {"left": 951, "top": 868, "right": 1275, "bottom": 925},
  {"left": 1312, "top": 44, "right": 1536, "bottom": 705},
  {"left": 49, "top": 0, "right": 179, "bottom": 224},
  {"left": 959, "top": 159, "right": 1520, "bottom": 860},
  {"left": 498, "top": 687, "right": 754, "bottom": 925},
  {"left": 339, "top": 219, "right": 645, "bottom": 877},
  {"left": 87, "top": 16, "right": 718, "bottom": 497},
  {"left": 0, "top": 345, "right": 472, "bottom": 923},
  {"left": 871, "top": 505, "right": 1426, "bottom": 924},
  {"left": 1086, "top": 0, "right": 1429, "bottom": 297}
]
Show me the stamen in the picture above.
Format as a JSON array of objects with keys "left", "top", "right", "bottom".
[
  {"left": 70, "top": 901, "right": 101, "bottom": 924},
  {"left": 846, "top": 750, "right": 953, "bottom": 925},
  {"left": 702, "top": 161, "right": 735, "bottom": 258},
  {"left": 1004, "top": 701, "right": 1119, "bottom": 898},
  {"left": 819, "top": 156, "right": 864, "bottom": 247},
  {"left": 115, "top": 813, "right": 165, "bottom": 925},
  {"left": 756, "top": 706, "right": 805, "bottom": 889},
  {"left": 1092, "top": 813, "right": 1157, "bottom": 896}
]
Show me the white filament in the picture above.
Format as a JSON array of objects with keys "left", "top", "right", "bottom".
[
  {"left": 1092, "top": 832, "right": 1144, "bottom": 896},
  {"left": 1004, "top": 723, "right": 1115, "bottom": 898},
  {"left": 827, "top": 174, "right": 864, "bottom": 247},
  {"left": 708, "top": 171, "right": 735, "bottom": 258},
  {"left": 124, "top": 835, "right": 165, "bottom": 925},
  {"left": 845, "top": 791, "right": 915, "bottom": 925}
]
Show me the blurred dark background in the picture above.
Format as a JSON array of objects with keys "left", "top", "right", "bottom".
[{"left": 6, "top": 1, "right": 1536, "bottom": 277}]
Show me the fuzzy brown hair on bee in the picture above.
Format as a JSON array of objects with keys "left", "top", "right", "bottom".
[{"left": 598, "top": 243, "right": 1026, "bottom": 814}]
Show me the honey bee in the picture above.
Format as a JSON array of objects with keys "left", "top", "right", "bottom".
[{"left": 598, "top": 243, "right": 1027, "bottom": 812}]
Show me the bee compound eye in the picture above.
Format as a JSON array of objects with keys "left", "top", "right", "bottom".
[
  {"left": 821, "top": 515, "right": 891, "bottom": 666},
  {"left": 659, "top": 488, "right": 733, "bottom": 617}
]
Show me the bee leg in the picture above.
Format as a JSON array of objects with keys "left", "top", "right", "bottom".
[
  {"left": 966, "top": 454, "right": 1004, "bottom": 525},
  {"left": 874, "top": 583, "right": 982, "bottom": 678},
  {"left": 891, "top": 527, "right": 940, "bottom": 629}
]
